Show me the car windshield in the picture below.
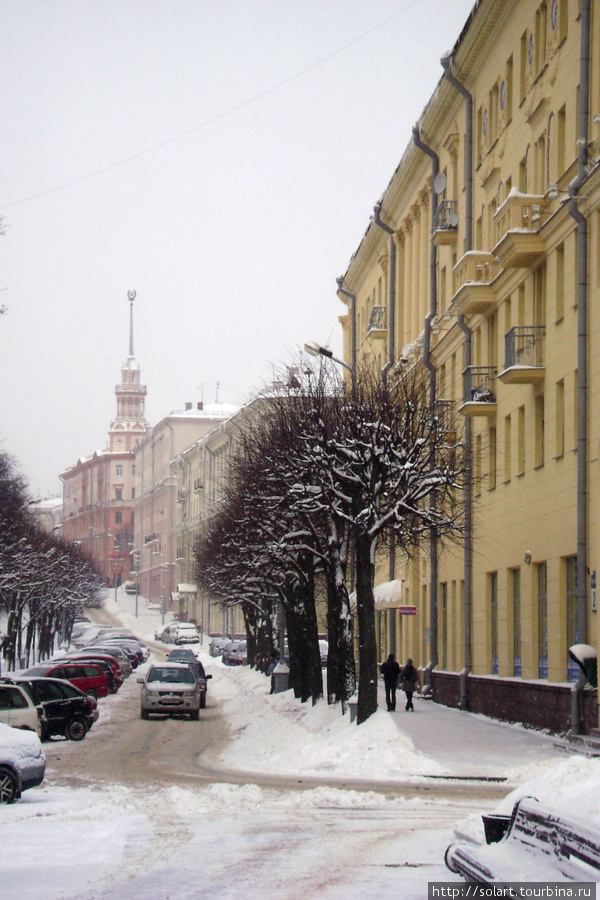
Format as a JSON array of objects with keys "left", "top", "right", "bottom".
[{"left": 147, "top": 667, "right": 194, "bottom": 684}]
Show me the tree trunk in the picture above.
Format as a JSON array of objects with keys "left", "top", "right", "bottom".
[
  {"left": 354, "top": 533, "right": 378, "bottom": 724},
  {"left": 326, "top": 557, "right": 356, "bottom": 705}
]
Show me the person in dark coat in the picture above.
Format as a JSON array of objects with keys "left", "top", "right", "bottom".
[
  {"left": 380, "top": 653, "right": 401, "bottom": 711},
  {"left": 400, "top": 658, "right": 419, "bottom": 711}
]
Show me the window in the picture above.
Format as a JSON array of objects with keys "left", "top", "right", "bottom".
[
  {"left": 535, "top": 395, "right": 545, "bottom": 467},
  {"left": 555, "top": 380, "right": 565, "bottom": 457},
  {"left": 520, "top": 31, "right": 528, "bottom": 103},
  {"left": 116, "top": 465, "right": 123, "bottom": 477},
  {"left": 115, "top": 488, "right": 123, "bottom": 501},
  {"left": 555, "top": 242, "right": 565, "bottom": 321},
  {"left": 518, "top": 406, "right": 526, "bottom": 475},
  {"left": 512, "top": 568, "right": 522, "bottom": 676},
  {"left": 504, "top": 415, "right": 512, "bottom": 482},
  {"left": 566, "top": 556, "right": 579, "bottom": 680},
  {"left": 537, "top": 562, "right": 548, "bottom": 678},
  {"left": 115, "top": 511, "right": 122, "bottom": 524},
  {"left": 488, "top": 425, "right": 497, "bottom": 490},
  {"left": 557, "top": 105, "right": 566, "bottom": 177},
  {"left": 475, "top": 434, "right": 482, "bottom": 497},
  {"left": 132, "top": 465, "right": 136, "bottom": 476},
  {"left": 490, "top": 572, "right": 499, "bottom": 674},
  {"left": 131, "top": 488, "right": 136, "bottom": 500},
  {"left": 441, "top": 582, "right": 448, "bottom": 669},
  {"left": 535, "top": 2, "right": 548, "bottom": 74}
]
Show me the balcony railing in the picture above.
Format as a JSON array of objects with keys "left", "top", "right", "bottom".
[
  {"left": 367, "top": 305, "right": 386, "bottom": 334},
  {"left": 493, "top": 191, "right": 547, "bottom": 267},
  {"left": 499, "top": 326, "right": 545, "bottom": 384},
  {"left": 451, "top": 251, "right": 499, "bottom": 315},
  {"left": 459, "top": 367, "right": 498, "bottom": 417},
  {"left": 432, "top": 200, "right": 459, "bottom": 246}
]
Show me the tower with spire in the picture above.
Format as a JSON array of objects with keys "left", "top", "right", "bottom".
[{"left": 109, "top": 290, "right": 148, "bottom": 452}]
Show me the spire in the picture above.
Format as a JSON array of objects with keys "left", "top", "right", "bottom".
[{"left": 127, "top": 290, "right": 136, "bottom": 359}]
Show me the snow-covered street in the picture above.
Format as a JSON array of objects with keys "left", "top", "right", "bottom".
[{"left": 1, "top": 590, "right": 597, "bottom": 899}]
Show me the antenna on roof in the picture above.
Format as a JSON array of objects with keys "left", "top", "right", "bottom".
[{"left": 215, "top": 381, "right": 220, "bottom": 403}]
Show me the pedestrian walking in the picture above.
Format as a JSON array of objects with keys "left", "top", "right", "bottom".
[
  {"left": 380, "top": 653, "right": 401, "bottom": 711},
  {"left": 400, "top": 658, "right": 419, "bottom": 711},
  {"left": 267, "top": 651, "right": 279, "bottom": 694}
]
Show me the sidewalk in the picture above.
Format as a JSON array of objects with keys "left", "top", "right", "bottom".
[{"left": 377, "top": 684, "right": 562, "bottom": 781}]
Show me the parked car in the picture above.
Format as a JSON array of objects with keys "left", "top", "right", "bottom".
[
  {"left": 124, "top": 581, "right": 138, "bottom": 594},
  {"left": 0, "top": 721, "right": 46, "bottom": 803},
  {"left": 157, "top": 623, "right": 200, "bottom": 645},
  {"left": 5, "top": 676, "right": 97, "bottom": 741},
  {"left": 138, "top": 663, "right": 202, "bottom": 720},
  {"left": 79, "top": 645, "right": 132, "bottom": 678},
  {"left": 0, "top": 682, "right": 46, "bottom": 738},
  {"left": 209, "top": 636, "right": 230, "bottom": 657},
  {"left": 52, "top": 654, "right": 122, "bottom": 693},
  {"left": 24, "top": 662, "right": 110, "bottom": 700},
  {"left": 92, "top": 637, "right": 147, "bottom": 664},
  {"left": 222, "top": 640, "right": 247, "bottom": 666},
  {"left": 166, "top": 649, "right": 212, "bottom": 708}
]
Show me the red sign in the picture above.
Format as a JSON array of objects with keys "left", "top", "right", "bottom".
[
  {"left": 108, "top": 551, "right": 128, "bottom": 559},
  {"left": 397, "top": 606, "right": 417, "bottom": 615}
]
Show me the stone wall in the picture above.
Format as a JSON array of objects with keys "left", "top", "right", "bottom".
[{"left": 431, "top": 670, "right": 598, "bottom": 735}]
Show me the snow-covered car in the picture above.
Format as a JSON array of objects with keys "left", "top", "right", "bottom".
[
  {"left": 0, "top": 682, "right": 46, "bottom": 738},
  {"left": 222, "top": 640, "right": 247, "bottom": 666},
  {"left": 138, "top": 663, "right": 202, "bottom": 720},
  {"left": 0, "top": 721, "right": 46, "bottom": 803},
  {"left": 124, "top": 581, "right": 138, "bottom": 594},
  {"left": 209, "top": 636, "right": 230, "bottom": 657},
  {"left": 158, "top": 623, "right": 199, "bottom": 645}
]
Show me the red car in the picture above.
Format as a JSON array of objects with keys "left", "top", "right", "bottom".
[{"left": 24, "top": 662, "right": 110, "bottom": 700}]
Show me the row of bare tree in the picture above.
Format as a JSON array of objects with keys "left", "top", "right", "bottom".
[
  {"left": 0, "top": 451, "right": 104, "bottom": 671},
  {"left": 193, "top": 361, "right": 465, "bottom": 723}
]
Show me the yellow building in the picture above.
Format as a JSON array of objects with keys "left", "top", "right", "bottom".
[{"left": 338, "top": 0, "right": 599, "bottom": 732}]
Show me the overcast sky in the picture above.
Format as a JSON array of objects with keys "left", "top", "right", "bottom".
[{"left": 0, "top": 0, "right": 475, "bottom": 498}]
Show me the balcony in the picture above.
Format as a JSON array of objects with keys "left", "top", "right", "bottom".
[
  {"left": 498, "top": 326, "right": 546, "bottom": 384},
  {"left": 177, "top": 489, "right": 188, "bottom": 503},
  {"left": 452, "top": 252, "right": 498, "bottom": 315},
  {"left": 432, "top": 200, "right": 459, "bottom": 246},
  {"left": 367, "top": 305, "right": 386, "bottom": 337},
  {"left": 493, "top": 191, "right": 547, "bottom": 268},
  {"left": 459, "top": 367, "right": 498, "bottom": 417}
]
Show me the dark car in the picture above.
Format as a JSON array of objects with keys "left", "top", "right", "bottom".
[
  {"left": 222, "top": 640, "right": 247, "bottom": 666},
  {"left": 24, "top": 662, "right": 110, "bottom": 700},
  {"left": 83, "top": 645, "right": 133, "bottom": 678},
  {"left": 3, "top": 676, "right": 97, "bottom": 741},
  {"left": 166, "top": 649, "right": 212, "bottom": 708}
]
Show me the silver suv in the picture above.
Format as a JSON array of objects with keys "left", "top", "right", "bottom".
[
  {"left": 0, "top": 683, "right": 46, "bottom": 738},
  {"left": 138, "top": 663, "right": 201, "bottom": 720}
]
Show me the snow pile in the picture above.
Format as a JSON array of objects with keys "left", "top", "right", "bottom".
[
  {"left": 497, "top": 755, "right": 600, "bottom": 825},
  {"left": 0, "top": 721, "right": 46, "bottom": 766},
  {"left": 207, "top": 658, "right": 445, "bottom": 780}
]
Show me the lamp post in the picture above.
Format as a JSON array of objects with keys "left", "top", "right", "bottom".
[
  {"left": 107, "top": 533, "right": 119, "bottom": 604},
  {"left": 304, "top": 340, "right": 356, "bottom": 396},
  {"left": 153, "top": 551, "right": 167, "bottom": 624},
  {"left": 129, "top": 547, "right": 140, "bottom": 618}
]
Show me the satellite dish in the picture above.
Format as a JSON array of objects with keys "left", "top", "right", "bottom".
[
  {"left": 433, "top": 172, "right": 447, "bottom": 195},
  {"left": 448, "top": 211, "right": 459, "bottom": 228}
]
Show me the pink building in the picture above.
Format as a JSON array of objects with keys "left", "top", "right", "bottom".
[{"left": 61, "top": 293, "right": 148, "bottom": 585}]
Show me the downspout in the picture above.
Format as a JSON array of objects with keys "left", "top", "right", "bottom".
[
  {"left": 373, "top": 203, "right": 397, "bottom": 384},
  {"left": 568, "top": 0, "right": 591, "bottom": 735},
  {"left": 373, "top": 204, "right": 398, "bottom": 654},
  {"left": 441, "top": 52, "right": 473, "bottom": 711},
  {"left": 336, "top": 277, "right": 357, "bottom": 398},
  {"left": 412, "top": 125, "right": 440, "bottom": 695}
]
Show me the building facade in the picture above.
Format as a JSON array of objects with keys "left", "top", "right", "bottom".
[
  {"left": 133, "top": 402, "right": 237, "bottom": 610},
  {"left": 338, "top": 0, "right": 600, "bottom": 730},
  {"left": 61, "top": 294, "right": 148, "bottom": 584}
]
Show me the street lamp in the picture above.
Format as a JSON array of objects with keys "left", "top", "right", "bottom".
[
  {"left": 107, "top": 533, "right": 120, "bottom": 604},
  {"left": 304, "top": 341, "right": 356, "bottom": 396},
  {"left": 153, "top": 551, "right": 167, "bottom": 624}
]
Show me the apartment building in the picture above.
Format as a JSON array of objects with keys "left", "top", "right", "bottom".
[
  {"left": 133, "top": 402, "right": 236, "bottom": 609},
  {"left": 61, "top": 294, "right": 148, "bottom": 584},
  {"left": 338, "top": 0, "right": 600, "bottom": 731}
]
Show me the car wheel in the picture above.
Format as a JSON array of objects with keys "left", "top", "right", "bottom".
[
  {"left": 65, "top": 717, "right": 87, "bottom": 741},
  {"left": 200, "top": 695, "right": 206, "bottom": 709},
  {"left": 0, "top": 766, "right": 19, "bottom": 804},
  {"left": 86, "top": 690, "right": 98, "bottom": 701},
  {"left": 140, "top": 707, "right": 149, "bottom": 720},
  {"left": 190, "top": 708, "right": 200, "bottom": 721}
]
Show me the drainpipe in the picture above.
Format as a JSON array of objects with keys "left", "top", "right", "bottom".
[
  {"left": 413, "top": 125, "right": 440, "bottom": 694},
  {"left": 373, "top": 203, "right": 397, "bottom": 384},
  {"left": 336, "top": 277, "right": 357, "bottom": 399},
  {"left": 567, "top": 0, "right": 591, "bottom": 735},
  {"left": 373, "top": 205, "right": 398, "bottom": 654},
  {"left": 441, "top": 53, "right": 473, "bottom": 711}
]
